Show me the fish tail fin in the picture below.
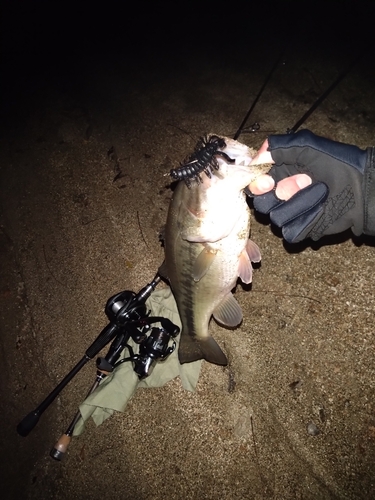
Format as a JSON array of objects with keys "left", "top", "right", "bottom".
[{"left": 178, "top": 334, "right": 228, "bottom": 366}]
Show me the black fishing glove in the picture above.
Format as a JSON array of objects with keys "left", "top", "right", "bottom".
[{"left": 252, "top": 130, "right": 375, "bottom": 243}]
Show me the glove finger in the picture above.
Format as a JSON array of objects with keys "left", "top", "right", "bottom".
[
  {"left": 269, "top": 164, "right": 301, "bottom": 183},
  {"left": 269, "top": 182, "right": 329, "bottom": 227},
  {"left": 253, "top": 190, "right": 284, "bottom": 214},
  {"left": 281, "top": 204, "right": 324, "bottom": 243}
]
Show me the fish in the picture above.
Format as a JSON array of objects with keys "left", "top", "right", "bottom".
[{"left": 162, "top": 135, "right": 272, "bottom": 366}]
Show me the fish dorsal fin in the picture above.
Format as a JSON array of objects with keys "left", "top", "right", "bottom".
[
  {"left": 213, "top": 293, "right": 243, "bottom": 327},
  {"left": 193, "top": 246, "right": 217, "bottom": 282},
  {"left": 246, "top": 239, "right": 261, "bottom": 263},
  {"left": 158, "top": 260, "right": 169, "bottom": 282},
  {"left": 159, "top": 225, "right": 165, "bottom": 244}
]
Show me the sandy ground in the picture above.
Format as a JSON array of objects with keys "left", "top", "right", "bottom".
[{"left": 1, "top": 3, "right": 375, "bottom": 499}]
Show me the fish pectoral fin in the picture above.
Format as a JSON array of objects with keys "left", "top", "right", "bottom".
[
  {"left": 178, "top": 334, "right": 228, "bottom": 366},
  {"left": 193, "top": 246, "right": 218, "bottom": 282},
  {"left": 238, "top": 249, "right": 253, "bottom": 284},
  {"left": 238, "top": 239, "right": 261, "bottom": 285},
  {"left": 246, "top": 239, "right": 261, "bottom": 263},
  {"left": 213, "top": 293, "right": 243, "bottom": 327}
]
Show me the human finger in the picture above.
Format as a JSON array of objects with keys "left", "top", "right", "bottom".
[
  {"left": 274, "top": 174, "right": 312, "bottom": 201},
  {"left": 250, "top": 139, "right": 274, "bottom": 165},
  {"left": 248, "top": 174, "right": 275, "bottom": 195}
]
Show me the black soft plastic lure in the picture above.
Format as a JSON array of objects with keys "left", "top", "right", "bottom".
[{"left": 170, "top": 135, "right": 235, "bottom": 187}]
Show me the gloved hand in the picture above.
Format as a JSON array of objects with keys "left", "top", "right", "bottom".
[{"left": 250, "top": 130, "right": 374, "bottom": 243}]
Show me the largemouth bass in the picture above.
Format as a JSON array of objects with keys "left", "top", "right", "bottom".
[{"left": 163, "top": 136, "right": 271, "bottom": 366}]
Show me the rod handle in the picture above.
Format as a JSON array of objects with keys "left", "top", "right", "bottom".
[
  {"left": 16, "top": 410, "right": 41, "bottom": 437},
  {"left": 50, "top": 433, "right": 71, "bottom": 461}
]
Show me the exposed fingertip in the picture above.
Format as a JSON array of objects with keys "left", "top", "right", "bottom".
[
  {"left": 253, "top": 175, "right": 275, "bottom": 193},
  {"left": 295, "top": 174, "right": 312, "bottom": 189}
]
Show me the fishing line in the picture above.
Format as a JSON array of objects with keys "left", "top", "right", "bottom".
[{"left": 233, "top": 51, "right": 284, "bottom": 140}]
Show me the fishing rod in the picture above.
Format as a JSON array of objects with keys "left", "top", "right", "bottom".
[
  {"left": 16, "top": 272, "right": 180, "bottom": 459},
  {"left": 233, "top": 51, "right": 284, "bottom": 140},
  {"left": 287, "top": 53, "right": 363, "bottom": 134},
  {"left": 234, "top": 51, "right": 363, "bottom": 140}
]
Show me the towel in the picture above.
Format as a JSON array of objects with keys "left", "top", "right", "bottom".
[{"left": 73, "top": 287, "right": 202, "bottom": 435}]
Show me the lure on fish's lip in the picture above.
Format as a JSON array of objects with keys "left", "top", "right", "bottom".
[
  {"left": 169, "top": 135, "right": 236, "bottom": 188},
  {"left": 161, "top": 135, "right": 272, "bottom": 366}
]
